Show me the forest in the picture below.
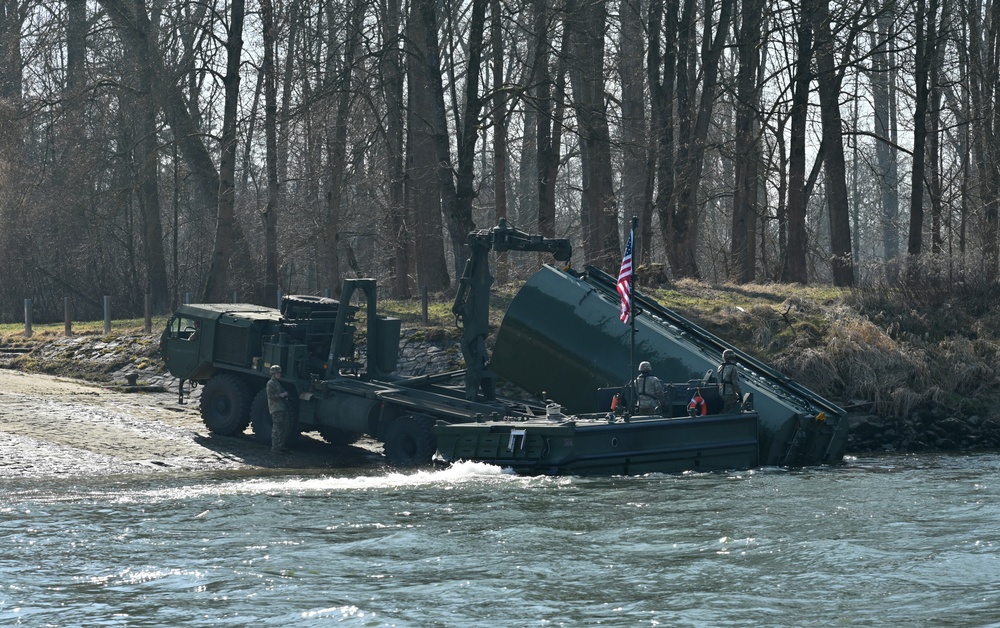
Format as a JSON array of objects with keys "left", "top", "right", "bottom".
[{"left": 0, "top": 0, "right": 997, "bottom": 322}]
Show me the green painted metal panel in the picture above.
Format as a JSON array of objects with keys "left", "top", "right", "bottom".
[{"left": 492, "top": 265, "right": 847, "bottom": 465}]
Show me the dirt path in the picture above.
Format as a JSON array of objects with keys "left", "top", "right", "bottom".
[{"left": 0, "top": 369, "right": 384, "bottom": 478}]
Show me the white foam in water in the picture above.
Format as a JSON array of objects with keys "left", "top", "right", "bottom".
[
  {"left": 89, "top": 460, "right": 531, "bottom": 504},
  {"left": 254, "top": 460, "right": 516, "bottom": 493}
]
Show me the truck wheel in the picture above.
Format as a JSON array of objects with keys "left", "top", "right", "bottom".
[
  {"left": 318, "top": 426, "right": 362, "bottom": 447},
  {"left": 384, "top": 416, "right": 436, "bottom": 467},
  {"left": 281, "top": 295, "right": 339, "bottom": 317},
  {"left": 249, "top": 389, "right": 272, "bottom": 444},
  {"left": 200, "top": 374, "right": 252, "bottom": 436},
  {"left": 251, "top": 388, "right": 299, "bottom": 445}
]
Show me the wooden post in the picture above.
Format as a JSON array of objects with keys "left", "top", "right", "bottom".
[
  {"left": 232, "top": 290, "right": 238, "bottom": 303},
  {"left": 24, "top": 298, "right": 32, "bottom": 338},
  {"left": 64, "top": 297, "right": 72, "bottom": 336},
  {"left": 421, "top": 286, "right": 429, "bottom": 325},
  {"left": 103, "top": 295, "right": 111, "bottom": 334},
  {"left": 144, "top": 293, "right": 152, "bottom": 333}
]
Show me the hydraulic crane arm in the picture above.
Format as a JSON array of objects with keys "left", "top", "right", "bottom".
[{"left": 452, "top": 219, "right": 572, "bottom": 401}]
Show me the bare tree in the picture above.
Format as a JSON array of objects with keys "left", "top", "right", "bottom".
[
  {"left": 870, "top": 6, "right": 900, "bottom": 268},
  {"left": 445, "top": 0, "right": 489, "bottom": 276},
  {"left": 965, "top": 0, "right": 1000, "bottom": 276},
  {"left": 569, "top": 0, "right": 620, "bottom": 269},
  {"left": 669, "top": 0, "right": 733, "bottom": 279},
  {"left": 648, "top": 0, "right": 679, "bottom": 276},
  {"left": 806, "top": 0, "right": 853, "bottom": 287},
  {"left": 491, "top": 0, "right": 511, "bottom": 281},
  {"left": 406, "top": 0, "right": 450, "bottom": 292},
  {"left": 202, "top": 0, "right": 246, "bottom": 301},
  {"left": 381, "top": 0, "right": 410, "bottom": 297},
  {"left": 782, "top": 2, "right": 812, "bottom": 284},
  {"left": 618, "top": 0, "right": 653, "bottom": 263},
  {"left": 906, "top": 0, "right": 938, "bottom": 271},
  {"left": 731, "top": 0, "right": 764, "bottom": 282},
  {"left": 534, "top": 0, "right": 568, "bottom": 249},
  {"left": 259, "top": 0, "right": 280, "bottom": 302},
  {"left": 317, "top": 0, "right": 366, "bottom": 296}
]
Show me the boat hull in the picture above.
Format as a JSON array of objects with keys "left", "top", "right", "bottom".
[
  {"left": 434, "top": 412, "right": 760, "bottom": 475},
  {"left": 490, "top": 265, "right": 848, "bottom": 466}
]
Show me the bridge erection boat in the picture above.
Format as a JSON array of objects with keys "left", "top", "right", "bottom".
[{"left": 434, "top": 263, "right": 848, "bottom": 475}]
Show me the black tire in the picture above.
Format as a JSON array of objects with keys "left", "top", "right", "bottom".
[
  {"left": 200, "top": 374, "right": 252, "bottom": 436},
  {"left": 318, "top": 426, "right": 362, "bottom": 447},
  {"left": 251, "top": 387, "right": 299, "bottom": 445},
  {"left": 249, "top": 389, "right": 272, "bottom": 444},
  {"left": 383, "top": 416, "right": 436, "bottom": 467}
]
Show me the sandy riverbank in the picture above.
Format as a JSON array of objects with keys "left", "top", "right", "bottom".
[{"left": 0, "top": 369, "right": 384, "bottom": 479}]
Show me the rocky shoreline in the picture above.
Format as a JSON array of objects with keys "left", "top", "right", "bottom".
[{"left": 847, "top": 411, "right": 1000, "bottom": 454}]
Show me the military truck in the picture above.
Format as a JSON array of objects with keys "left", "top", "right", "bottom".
[
  {"left": 160, "top": 221, "right": 572, "bottom": 466},
  {"left": 161, "top": 220, "right": 848, "bottom": 472}
]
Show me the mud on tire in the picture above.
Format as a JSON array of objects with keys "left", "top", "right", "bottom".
[
  {"left": 200, "top": 374, "right": 252, "bottom": 436},
  {"left": 383, "top": 415, "right": 436, "bottom": 467}
]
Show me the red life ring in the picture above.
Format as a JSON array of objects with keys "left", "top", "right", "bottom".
[{"left": 688, "top": 392, "right": 707, "bottom": 416}]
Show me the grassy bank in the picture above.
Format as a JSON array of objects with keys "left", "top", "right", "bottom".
[{"left": 3, "top": 279, "right": 999, "bottom": 446}]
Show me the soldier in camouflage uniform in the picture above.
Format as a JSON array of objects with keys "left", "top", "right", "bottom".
[
  {"left": 633, "top": 361, "right": 664, "bottom": 414},
  {"left": 717, "top": 349, "right": 743, "bottom": 414},
  {"left": 266, "top": 364, "right": 290, "bottom": 453}
]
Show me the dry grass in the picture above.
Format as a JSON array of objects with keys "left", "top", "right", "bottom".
[{"left": 4, "top": 274, "right": 1000, "bottom": 423}]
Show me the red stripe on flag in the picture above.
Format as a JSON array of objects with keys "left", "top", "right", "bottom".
[{"left": 617, "top": 229, "right": 634, "bottom": 323}]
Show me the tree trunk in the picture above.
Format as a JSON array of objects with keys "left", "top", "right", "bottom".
[
  {"left": 491, "top": 0, "right": 510, "bottom": 281},
  {"left": 670, "top": 0, "right": 733, "bottom": 279},
  {"left": 0, "top": 0, "right": 24, "bottom": 204},
  {"left": 807, "top": 0, "right": 854, "bottom": 287},
  {"left": 381, "top": 0, "right": 410, "bottom": 297},
  {"left": 202, "top": 0, "right": 246, "bottom": 302},
  {"left": 619, "top": 0, "right": 652, "bottom": 264},
  {"left": 406, "top": 0, "right": 450, "bottom": 292},
  {"left": 448, "top": 0, "right": 488, "bottom": 277},
  {"left": 533, "top": 0, "right": 558, "bottom": 242},
  {"left": 320, "top": 0, "right": 364, "bottom": 296},
  {"left": 731, "top": 0, "right": 763, "bottom": 283},
  {"left": 649, "top": 0, "right": 678, "bottom": 277},
  {"left": 782, "top": 9, "right": 811, "bottom": 284},
  {"left": 569, "top": 0, "right": 620, "bottom": 270},
  {"left": 871, "top": 10, "right": 900, "bottom": 269},
  {"left": 260, "top": 0, "right": 280, "bottom": 303},
  {"left": 134, "top": 26, "right": 170, "bottom": 314},
  {"left": 928, "top": 1, "right": 946, "bottom": 259},
  {"left": 907, "top": 0, "right": 931, "bottom": 268},
  {"left": 966, "top": 0, "right": 1000, "bottom": 277}
]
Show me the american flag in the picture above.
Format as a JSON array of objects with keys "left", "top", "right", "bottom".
[{"left": 616, "top": 228, "right": 634, "bottom": 323}]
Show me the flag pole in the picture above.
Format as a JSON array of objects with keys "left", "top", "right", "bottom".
[
  {"left": 616, "top": 216, "right": 637, "bottom": 418},
  {"left": 628, "top": 215, "right": 638, "bottom": 417}
]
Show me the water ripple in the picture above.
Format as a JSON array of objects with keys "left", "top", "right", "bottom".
[{"left": 2, "top": 454, "right": 999, "bottom": 626}]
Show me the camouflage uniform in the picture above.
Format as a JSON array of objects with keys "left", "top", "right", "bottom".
[
  {"left": 266, "top": 371, "right": 289, "bottom": 452},
  {"left": 717, "top": 350, "right": 743, "bottom": 413},
  {"left": 633, "top": 361, "right": 664, "bottom": 414}
]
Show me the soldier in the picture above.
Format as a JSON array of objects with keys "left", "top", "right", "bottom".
[
  {"left": 718, "top": 349, "right": 743, "bottom": 413},
  {"left": 267, "top": 364, "right": 290, "bottom": 453},
  {"left": 633, "top": 361, "right": 665, "bottom": 414}
]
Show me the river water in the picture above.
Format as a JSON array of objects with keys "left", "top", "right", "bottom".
[{"left": 2, "top": 453, "right": 998, "bottom": 627}]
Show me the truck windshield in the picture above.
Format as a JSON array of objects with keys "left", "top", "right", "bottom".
[{"left": 166, "top": 317, "right": 201, "bottom": 340}]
